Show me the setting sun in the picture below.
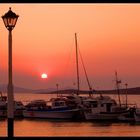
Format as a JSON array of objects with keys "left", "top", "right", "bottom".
[{"left": 41, "top": 73, "right": 48, "bottom": 79}]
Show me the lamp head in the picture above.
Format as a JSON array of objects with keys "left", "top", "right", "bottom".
[{"left": 2, "top": 7, "right": 19, "bottom": 31}]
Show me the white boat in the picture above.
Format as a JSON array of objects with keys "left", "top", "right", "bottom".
[
  {"left": 23, "top": 98, "right": 80, "bottom": 119},
  {"left": 134, "top": 108, "right": 140, "bottom": 122},
  {"left": 82, "top": 72, "right": 129, "bottom": 121},
  {"left": 83, "top": 95, "right": 128, "bottom": 121}
]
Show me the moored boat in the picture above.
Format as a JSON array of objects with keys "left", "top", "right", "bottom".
[
  {"left": 0, "top": 93, "right": 7, "bottom": 117},
  {"left": 0, "top": 93, "right": 25, "bottom": 117},
  {"left": 83, "top": 95, "right": 128, "bottom": 121},
  {"left": 23, "top": 98, "right": 80, "bottom": 119}
]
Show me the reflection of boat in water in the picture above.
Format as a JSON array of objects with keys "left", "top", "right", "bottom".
[
  {"left": 23, "top": 98, "right": 80, "bottom": 119},
  {"left": 0, "top": 92, "right": 25, "bottom": 117}
]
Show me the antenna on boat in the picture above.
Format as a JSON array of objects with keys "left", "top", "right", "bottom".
[
  {"left": 115, "top": 71, "right": 121, "bottom": 106},
  {"left": 75, "top": 33, "right": 80, "bottom": 95}
]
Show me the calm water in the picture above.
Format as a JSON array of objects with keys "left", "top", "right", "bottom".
[{"left": 1, "top": 93, "right": 140, "bottom": 137}]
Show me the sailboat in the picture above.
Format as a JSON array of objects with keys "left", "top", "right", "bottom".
[{"left": 23, "top": 33, "right": 82, "bottom": 119}]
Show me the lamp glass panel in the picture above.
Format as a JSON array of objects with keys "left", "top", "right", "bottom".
[
  {"left": 7, "top": 18, "right": 15, "bottom": 27},
  {"left": 3, "top": 17, "right": 8, "bottom": 27}
]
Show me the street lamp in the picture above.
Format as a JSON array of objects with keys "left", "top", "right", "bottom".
[{"left": 2, "top": 7, "right": 19, "bottom": 138}]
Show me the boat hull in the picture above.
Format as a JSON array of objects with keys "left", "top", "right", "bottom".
[
  {"left": 84, "top": 112, "right": 120, "bottom": 120},
  {"left": 134, "top": 108, "right": 140, "bottom": 122},
  {"left": 84, "top": 110, "right": 128, "bottom": 121},
  {"left": 134, "top": 113, "right": 140, "bottom": 122}
]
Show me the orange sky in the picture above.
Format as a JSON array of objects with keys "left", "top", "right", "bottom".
[{"left": 0, "top": 4, "right": 140, "bottom": 90}]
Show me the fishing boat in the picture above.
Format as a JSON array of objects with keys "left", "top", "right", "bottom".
[
  {"left": 23, "top": 98, "right": 80, "bottom": 119},
  {"left": 83, "top": 95, "right": 128, "bottom": 121},
  {"left": 82, "top": 72, "right": 129, "bottom": 121}
]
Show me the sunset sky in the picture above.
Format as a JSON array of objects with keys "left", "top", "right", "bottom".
[{"left": 0, "top": 4, "right": 140, "bottom": 90}]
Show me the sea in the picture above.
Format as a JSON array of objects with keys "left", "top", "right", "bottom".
[{"left": 0, "top": 92, "right": 140, "bottom": 137}]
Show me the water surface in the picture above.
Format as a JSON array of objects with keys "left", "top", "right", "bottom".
[{"left": 1, "top": 93, "right": 140, "bottom": 137}]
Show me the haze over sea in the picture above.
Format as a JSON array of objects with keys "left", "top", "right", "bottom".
[{"left": 1, "top": 92, "right": 140, "bottom": 137}]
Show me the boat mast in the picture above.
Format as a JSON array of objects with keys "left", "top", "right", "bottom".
[
  {"left": 0, "top": 91, "right": 2, "bottom": 98},
  {"left": 56, "top": 83, "right": 59, "bottom": 97},
  {"left": 75, "top": 33, "right": 80, "bottom": 95},
  {"left": 125, "top": 83, "right": 128, "bottom": 108},
  {"left": 115, "top": 71, "right": 121, "bottom": 106},
  {"left": 78, "top": 49, "right": 93, "bottom": 97}
]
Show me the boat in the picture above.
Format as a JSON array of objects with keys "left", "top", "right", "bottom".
[
  {"left": 72, "top": 34, "right": 128, "bottom": 121},
  {"left": 62, "top": 34, "right": 127, "bottom": 121},
  {"left": 82, "top": 95, "right": 128, "bottom": 121},
  {"left": 0, "top": 92, "right": 25, "bottom": 117},
  {"left": 82, "top": 72, "right": 129, "bottom": 121},
  {"left": 23, "top": 98, "right": 79, "bottom": 119},
  {"left": 22, "top": 33, "right": 87, "bottom": 120},
  {"left": 0, "top": 92, "right": 7, "bottom": 117}
]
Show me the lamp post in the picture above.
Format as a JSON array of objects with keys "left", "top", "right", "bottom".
[{"left": 2, "top": 7, "right": 19, "bottom": 138}]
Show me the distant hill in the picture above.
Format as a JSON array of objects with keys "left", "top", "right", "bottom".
[
  {"left": 34, "top": 87, "right": 140, "bottom": 95},
  {"left": 0, "top": 84, "right": 33, "bottom": 93},
  {"left": 89, "top": 87, "right": 140, "bottom": 95},
  {"left": 32, "top": 88, "right": 56, "bottom": 93},
  {"left": 0, "top": 84, "right": 140, "bottom": 95}
]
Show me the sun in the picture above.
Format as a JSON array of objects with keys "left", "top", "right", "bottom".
[{"left": 41, "top": 73, "right": 48, "bottom": 79}]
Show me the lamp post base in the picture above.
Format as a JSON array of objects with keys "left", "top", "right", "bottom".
[{"left": 8, "top": 118, "right": 14, "bottom": 138}]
